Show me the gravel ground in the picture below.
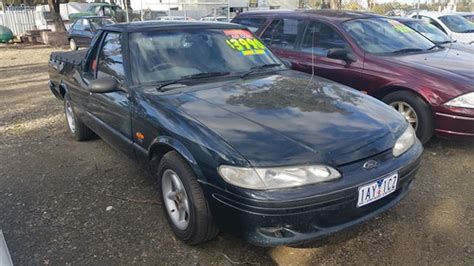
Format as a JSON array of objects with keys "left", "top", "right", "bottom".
[{"left": 0, "top": 45, "right": 473, "bottom": 265}]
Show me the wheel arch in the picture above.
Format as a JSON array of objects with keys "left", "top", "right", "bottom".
[
  {"left": 58, "top": 81, "right": 69, "bottom": 99},
  {"left": 373, "top": 85, "right": 433, "bottom": 112},
  {"left": 148, "top": 136, "right": 204, "bottom": 181}
]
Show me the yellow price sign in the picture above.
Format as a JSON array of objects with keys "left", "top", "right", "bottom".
[{"left": 224, "top": 30, "right": 267, "bottom": 56}]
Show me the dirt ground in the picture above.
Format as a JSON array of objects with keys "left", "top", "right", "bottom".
[{"left": 0, "top": 45, "right": 473, "bottom": 265}]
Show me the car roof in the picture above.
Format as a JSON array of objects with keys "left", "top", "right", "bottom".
[
  {"left": 237, "top": 9, "right": 383, "bottom": 22},
  {"left": 101, "top": 21, "right": 246, "bottom": 32},
  {"left": 392, "top": 17, "right": 420, "bottom": 23},
  {"left": 414, "top": 11, "right": 462, "bottom": 18}
]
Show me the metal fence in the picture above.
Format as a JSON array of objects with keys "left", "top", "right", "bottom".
[{"left": 0, "top": 6, "right": 38, "bottom": 36}]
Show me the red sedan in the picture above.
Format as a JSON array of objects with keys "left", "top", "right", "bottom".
[{"left": 232, "top": 10, "right": 474, "bottom": 143}]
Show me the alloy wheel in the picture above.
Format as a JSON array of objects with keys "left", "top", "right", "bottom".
[
  {"left": 390, "top": 101, "right": 419, "bottom": 131},
  {"left": 65, "top": 100, "right": 76, "bottom": 133},
  {"left": 162, "top": 169, "right": 190, "bottom": 230}
]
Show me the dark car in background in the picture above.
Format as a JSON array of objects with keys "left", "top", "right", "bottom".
[
  {"left": 68, "top": 16, "right": 115, "bottom": 50},
  {"left": 48, "top": 21, "right": 422, "bottom": 246},
  {"left": 394, "top": 17, "right": 474, "bottom": 54},
  {"left": 232, "top": 10, "right": 474, "bottom": 143}
]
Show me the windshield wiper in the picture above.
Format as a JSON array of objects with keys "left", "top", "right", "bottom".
[
  {"left": 156, "top": 71, "right": 230, "bottom": 91},
  {"left": 390, "top": 48, "right": 425, "bottom": 54},
  {"left": 427, "top": 44, "right": 444, "bottom": 51},
  {"left": 438, "top": 40, "right": 453, "bottom": 44},
  {"left": 240, "top": 63, "right": 282, "bottom": 78}
]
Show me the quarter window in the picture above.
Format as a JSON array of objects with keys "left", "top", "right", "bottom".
[
  {"left": 97, "top": 32, "right": 125, "bottom": 81},
  {"left": 301, "top": 21, "right": 347, "bottom": 56},
  {"left": 260, "top": 19, "right": 305, "bottom": 50}
]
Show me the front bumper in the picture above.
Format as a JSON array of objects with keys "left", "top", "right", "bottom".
[
  {"left": 435, "top": 112, "right": 474, "bottom": 139},
  {"left": 204, "top": 141, "right": 423, "bottom": 246}
]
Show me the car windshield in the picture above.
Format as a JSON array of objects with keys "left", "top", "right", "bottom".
[
  {"left": 404, "top": 20, "right": 451, "bottom": 44},
  {"left": 343, "top": 18, "right": 435, "bottom": 55},
  {"left": 438, "top": 15, "right": 474, "bottom": 33},
  {"left": 90, "top": 18, "right": 115, "bottom": 30},
  {"left": 129, "top": 29, "right": 284, "bottom": 85}
]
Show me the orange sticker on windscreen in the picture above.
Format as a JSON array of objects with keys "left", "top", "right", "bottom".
[{"left": 224, "top": 29, "right": 267, "bottom": 56}]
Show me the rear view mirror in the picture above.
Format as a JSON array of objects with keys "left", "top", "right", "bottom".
[
  {"left": 327, "top": 48, "right": 356, "bottom": 62},
  {"left": 88, "top": 77, "right": 120, "bottom": 93}
]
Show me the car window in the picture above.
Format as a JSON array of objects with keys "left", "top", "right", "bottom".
[
  {"left": 260, "top": 19, "right": 305, "bottom": 50},
  {"left": 233, "top": 17, "right": 266, "bottom": 33},
  {"left": 301, "top": 21, "right": 347, "bottom": 56},
  {"left": 90, "top": 18, "right": 115, "bottom": 31},
  {"left": 439, "top": 15, "right": 474, "bottom": 33},
  {"left": 343, "top": 18, "right": 434, "bottom": 54},
  {"left": 83, "top": 32, "right": 105, "bottom": 78},
  {"left": 404, "top": 20, "right": 451, "bottom": 43},
  {"left": 97, "top": 32, "right": 125, "bottom": 81},
  {"left": 129, "top": 29, "right": 284, "bottom": 85},
  {"left": 82, "top": 19, "right": 90, "bottom": 30},
  {"left": 73, "top": 19, "right": 84, "bottom": 30},
  {"left": 415, "top": 16, "right": 447, "bottom": 34}
]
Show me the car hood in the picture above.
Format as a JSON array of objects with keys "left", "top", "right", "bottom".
[
  {"left": 443, "top": 42, "right": 474, "bottom": 54},
  {"left": 451, "top": 32, "right": 474, "bottom": 44},
  {"left": 167, "top": 71, "right": 406, "bottom": 167},
  {"left": 387, "top": 48, "right": 474, "bottom": 82}
]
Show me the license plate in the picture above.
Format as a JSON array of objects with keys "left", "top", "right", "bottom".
[{"left": 357, "top": 172, "right": 398, "bottom": 207}]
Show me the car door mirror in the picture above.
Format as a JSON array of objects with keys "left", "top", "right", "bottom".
[
  {"left": 327, "top": 48, "right": 356, "bottom": 62},
  {"left": 88, "top": 77, "right": 120, "bottom": 93}
]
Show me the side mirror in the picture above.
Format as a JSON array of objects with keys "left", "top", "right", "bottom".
[
  {"left": 327, "top": 48, "right": 356, "bottom": 62},
  {"left": 88, "top": 77, "right": 120, "bottom": 93}
]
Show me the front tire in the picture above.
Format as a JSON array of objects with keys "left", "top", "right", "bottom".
[
  {"left": 64, "top": 94, "right": 95, "bottom": 141},
  {"left": 383, "top": 91, "right": 434, "bottom": 144},
  {"left": 69, "top": 38, "right": 78, "bottom": 50},
  {"left": 155, "top": 151, "right": 218, "bottom": 245}
]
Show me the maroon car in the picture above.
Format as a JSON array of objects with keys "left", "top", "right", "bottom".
[{"left": 232, "top": 10, "right": 474, "bottom": 143}]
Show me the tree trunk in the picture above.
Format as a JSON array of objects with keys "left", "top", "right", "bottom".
[{"left": 47, "top": 0, "right": 66, "bottom": 32}]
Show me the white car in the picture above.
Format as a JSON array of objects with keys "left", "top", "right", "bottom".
[
  {"left": 200, "top": 16, "right": 228, "bottom": 22},
  {"left": 456, "top": 12, "right": 474, "bottom": 22},
  {"left": 410, "top": 11, "right": 474, "bottom": 44},
  {"left": 157, "top": 16, "right": 193, "bottom": 21}
]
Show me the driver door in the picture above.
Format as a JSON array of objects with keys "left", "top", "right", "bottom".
[{"left": 83, "top": 31, "right": 134, "bottom": 156}]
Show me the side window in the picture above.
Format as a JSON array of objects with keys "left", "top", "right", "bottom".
[
  {"left": 103, "top": 7, "right": 112, "bottom": 16},
  {"left": 300, "top": 21, "right": 347, "bottom": 56},
  {"left": 233, "top": 17, "right": 266, "bottom": 33},
  {"left": 73, "top": 19, "right": 84, "bottom": 30},
  {"left": 82, "top": 19, "right": 90, "bottom": 31},
  {"left": 97, "top": 32, "right": 125, "bottom": 81},
  {"left": 260, "top": 19, "right": 305, "bottom": 50},
  {"left": 83, "top": 32, "right": 104, "bottom": 78},
  {"left": 429, "top": 18, "right": 447, "bottom": 34}
]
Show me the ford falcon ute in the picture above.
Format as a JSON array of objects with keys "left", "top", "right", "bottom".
[{"left": 48, "top": 21, "right": 423, "bottom": 246}]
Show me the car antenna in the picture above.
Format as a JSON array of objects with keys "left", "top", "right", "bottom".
[{"left": 305, "top": 24, "right": 316, "bottom": 90}]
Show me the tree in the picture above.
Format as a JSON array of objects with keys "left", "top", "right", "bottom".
[{"left": 47, "top": 0, "right": 66, "bottom": 32}]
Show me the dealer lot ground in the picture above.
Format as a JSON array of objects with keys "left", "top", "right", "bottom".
[{"left": 0, "top": 46, "right": 473, "bottom": 265}]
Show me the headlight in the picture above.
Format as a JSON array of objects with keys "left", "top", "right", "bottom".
[
  {"left": 218, "top": 165, "right": 341, "bottom": 190},
  {"left": 393, "top": 125, "right": 416, "bottom": 157},
  {"left": 444, "top": 92, "right": 474, "bottom": 108}
]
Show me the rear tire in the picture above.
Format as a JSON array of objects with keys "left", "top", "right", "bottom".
[
  {"left": 69, "top": 38, "right": 78, "bottom": 50},
  {"left": 383, "top": 91, "right": 434, "bottom": 144},
  {"left": 154, "top": 151, "right": 218, "bottom": 245},
  {"left": 64, "top": 94, "right": 95, "bottom": 141}
]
